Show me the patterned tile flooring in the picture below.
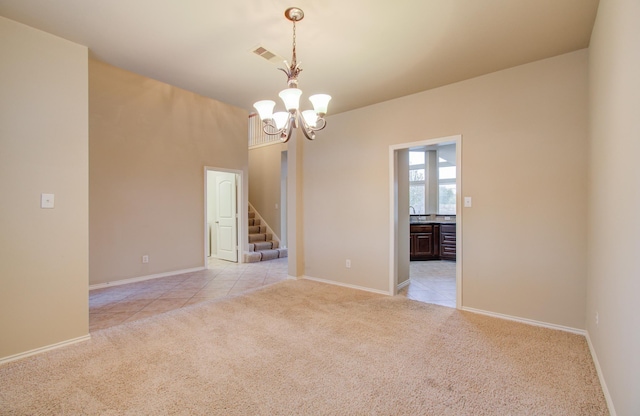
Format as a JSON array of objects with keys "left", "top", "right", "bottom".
[
  {"left": 89, "top": 257, "right": 289, "bottom": 331},
  {"left": 89, "top": 257, "right": 457, "bottom": 332},
  {"left": 399, "top": 260, "right": 457, "bottom": 308}
]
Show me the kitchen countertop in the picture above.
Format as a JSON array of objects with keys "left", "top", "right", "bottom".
[
  {"left": 410, "top": 221, "right": 456, "bottom": 225},
  {"left": 410, "top": 215, "right": 456, "bottom": 225}
]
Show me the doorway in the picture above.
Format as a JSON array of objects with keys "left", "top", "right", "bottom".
[
  {"left": 205, "top": 167, "right": 243, "bottom": 264},
  {"left": 389, "top": 135, "right": 462, "bottom": 308}
]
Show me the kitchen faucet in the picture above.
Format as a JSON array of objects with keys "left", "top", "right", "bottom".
[{"left": 409, "top": 206, "right": 416, "bottom": 214}]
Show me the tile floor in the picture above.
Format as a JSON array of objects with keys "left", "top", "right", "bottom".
[
  {"left": 90, "top": 257, "right": 457, "bottom": 332},
  {"left": 89, "top": 257, "right": 289, "bottom": 331},
  {"left": 399, "top": 260, "right": 457, "bottom": 308}
]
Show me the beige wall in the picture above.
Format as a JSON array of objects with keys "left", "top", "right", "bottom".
[
  {"left": 90, "top": 60, "right": 248, "bottom": 285},
  {"left": 587, "top": 0, "right": 640, "bottom": 414},
  {"left": 396, "top": 149, "right": 410, "bottom": 286},
  {"left": 304, "top": 50, "right": 589, "bottom": 329},
  {"left": 0, "top": 17, "right": 89, "bottom": 359},
  {"left": 248, "top": 142, "right": 286, "bottom": 240}
]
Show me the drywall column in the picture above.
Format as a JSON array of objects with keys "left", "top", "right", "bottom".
[
  {"left": 587, "top": 0, "right": 640, "bottom": 414},
  {"left": 0, "top": 17, "right": 89, "bottom": 360},
  {"left": 287, "top": 129, "right": 304, "bottom": 277}
]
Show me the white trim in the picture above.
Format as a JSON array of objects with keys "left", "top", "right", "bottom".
[
  {"left": 0, "top": 334, "right": 91, "bottom": 365},
  {"left": 462, "top": 306, "right": 586, "bottom": 335},
  {"left": 455, "top": 138, "right": 462, "bottom": 308},
  {"left": 204, "top": 166, "right": 245, "bottom": 265},
  {"left": 585, "top": 331, "right": 617, "bottom": 416},
  {"left": 302, "top": 275, "right": 391, "bottom": 296},
  {"left": 249, "top": 141, "right": 282, "bottom": 150},
  {"left": 397, "top": 279, "right": 411, "bottom": 291},
  {"left": 89, "top": 267, "right": 205, "bottom": 291},
  {"left": 389, "top": 135, "right": 462, "bottom": 308}
]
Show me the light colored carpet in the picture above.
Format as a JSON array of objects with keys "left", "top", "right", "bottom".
[{"left": 0, "top": 280, "right": 607, "bottom": 415}]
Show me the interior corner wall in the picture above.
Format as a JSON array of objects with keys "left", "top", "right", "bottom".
[
  {"left": 89, "top": 59, "right": 248, "bottom": 285},
  {"left": 248, "top": 142, "right": 286, "bottom": 239},
  {"left": 396, "top": 149, "right": 410, "bottom": 287},
  {"left": 0, "top": 17, "right": 89, "bottom": 359},
  {"left": 304, "top": 50, "right": 589, "bottom": 329},
  {"left": 587, "top": 0, "right": 640, "bottom": 414}
]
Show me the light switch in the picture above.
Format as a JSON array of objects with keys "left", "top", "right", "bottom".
[
  {"left": 41, "top": 193, "right": 55, "bottom": 209},
  {"left": 464, "top": 196, "right": 472, "bottom": 208}
]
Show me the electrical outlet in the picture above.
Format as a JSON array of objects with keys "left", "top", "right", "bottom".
[
  {"left": 41, "top": 193, "right": 55, "bottom": 209},
  {"left": 595, "top": 312, "right": 599, "bottom": 326},
  {"left": 346, "top": 259, "right": 351, "bottom": 268},
  {"left": 142, "top": 255, "right": 149, "bottom": 264}
]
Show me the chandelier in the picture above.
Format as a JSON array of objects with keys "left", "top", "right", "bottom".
[{"left": 253, "top": 7, "right": 331, "bottom": 143}]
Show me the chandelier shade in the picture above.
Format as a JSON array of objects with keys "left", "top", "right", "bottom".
[
  {"left": 278, "top": 88, "right": 302, "bottom": 111},
  {"left": 309, "top": 94, "right": 331, "bottom": 116},
  {"left": 273, "top": 112, "right": 289, "bottom": 129},
  {"left": 253, "top": 100, "right": 276, "bottom": 120},
  {"left": 253, "top": 7, "right": 331, "bottom": 142},
  {"left": 302, "top": 110, "right": 318, "bottom": 128}
]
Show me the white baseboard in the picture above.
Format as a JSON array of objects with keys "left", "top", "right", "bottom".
[
  {"left": 0, "top": 334, "right": 91, "bottom": 365},
  {"left": 301, "top": 275, "right": 391, "bottom": 296},
  {"left": 461, "top": 306, "right": 586, "bottom": 335},
  {"left": 397, "top": 279, "right": 411, "bottom": 291},
  {"left": 585, "top": 331, "right": 617, "bottom": 416},
  {"left": 89, "top": 267, "right": 206, "bottom": 291}
]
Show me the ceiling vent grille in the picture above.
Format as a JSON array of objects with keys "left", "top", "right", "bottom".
[{"left": 252, "top": 46, "right": 285, "bottom": 65}]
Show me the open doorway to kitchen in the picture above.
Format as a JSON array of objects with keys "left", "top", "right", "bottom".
[{"left": 389, "top": 135, "right": 461, "bottom": 308}]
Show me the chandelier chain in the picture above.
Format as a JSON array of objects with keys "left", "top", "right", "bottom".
[{"left": 291, "top": 19, "right": 297, "bottom": 68}]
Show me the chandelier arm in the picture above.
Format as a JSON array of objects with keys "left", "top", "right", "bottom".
[
  {"left": 280, "top": 117, "right": 294, "bottom": 143},
  {"left": 298, "top": 112, "right": 317, "bottom": 140},
  {"left": 308, "top": 117, "right": 327, "bottom": 132},
  {"left": 301, "top": 125, "right": 316, "bottom": 141},
  {"left": 261, "top": 120, "right": 286, "bottom": 136}
]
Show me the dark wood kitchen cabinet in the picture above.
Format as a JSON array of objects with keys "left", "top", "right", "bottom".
[
  {"left": 410, "top": 224, "right": 440, "bottom": 260},
  {"left": 439, "top": 223, "right": 457, "bottom": 261}
]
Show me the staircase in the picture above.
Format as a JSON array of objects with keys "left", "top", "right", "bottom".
[{"left": 244, "top": 206, "right": 288, "bottom": 263}]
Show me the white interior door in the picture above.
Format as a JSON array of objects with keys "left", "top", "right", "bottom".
[{"left": 216, "top": 173, "right": 237, "bottom": 262}]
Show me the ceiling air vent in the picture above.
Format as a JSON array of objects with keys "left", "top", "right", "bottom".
[{"left": 252, "top": 45, "right": 285, "bottom": 65}]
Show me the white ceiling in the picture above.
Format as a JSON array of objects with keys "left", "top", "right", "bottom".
[{"left": 0, "top": 0, "right": 599, "bottom": 115}]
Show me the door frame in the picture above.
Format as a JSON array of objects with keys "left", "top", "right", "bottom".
[
  {"left": 388, "top": 134, "right": 462, "bottom": 308},
  {"left": 204, "top": 167, "right": 245, "bottom": 265},
  {"left": 280, "top": 150, "right": 288, "bottom": 249}
]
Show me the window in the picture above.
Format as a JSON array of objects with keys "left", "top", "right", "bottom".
[
  {"left": 408, "top": 145, "right": 456, "bottom": 215},
  {"left": 409, "top": 151, "right": 426, "bottom": 214},
  {"left": 437, "top": 148, "right": 456, "bottom": 215}
]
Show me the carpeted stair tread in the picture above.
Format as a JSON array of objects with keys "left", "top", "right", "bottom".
[
  {"left": 245, "top": 251, "right": 262, "bottom": 262},
  {"left": 244, "top": 207, "right": 286, "bottom": 263},
  {"left": 248, "top": 225, "right": 266, "bottom": 234},
  {"left": 253, "top": 241, "right": 275, "bottom": 251},
  {"left": 259, "top": 249, "right": 280, "bottom": 261},
  {"left": 249, "top": 233, "right": 273, "bottom": 243}
]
